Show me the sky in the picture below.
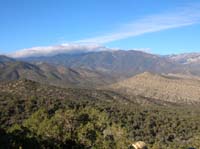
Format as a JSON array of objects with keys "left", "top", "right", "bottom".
[{"left": 1, "top": 0, "right": 200, "bottom": 56}]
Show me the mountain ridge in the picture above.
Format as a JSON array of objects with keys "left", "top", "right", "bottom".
[
  {"left": 0, "top": 56, "right": 116, "bottom": 88},
  {"left": 18, "top": 50, "right": 181, "bottom": 78}
]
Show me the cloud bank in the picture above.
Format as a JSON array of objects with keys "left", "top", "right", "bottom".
[
  {"left": 9, "top": 44, "right": 113, "bottom": 58},
  {"left": 77, "top": 4, "right": 200, "bottom": 44}
]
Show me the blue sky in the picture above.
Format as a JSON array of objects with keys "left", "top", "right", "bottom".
[{"left": 1, "top": 0, "right": 200, "bottom": 56}]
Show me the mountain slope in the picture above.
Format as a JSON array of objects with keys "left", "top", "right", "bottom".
[
  {"left": 19, "top": 50, "right": 179, "bottom": 78},
  {"left": 19, "top": 50, "right": 200, "bottom": 78},
  {"left": 1, "top": 79, "right": 200, "bottom": 148},
  {"left": 0, "top": 55, "right": 16, "bottom": 68},
  {"left": 0, "top": 55, "right": 16, "bottom": 63},
  {"left": 0, "top": 60, "right": 46, "bottom": 81},
  {"left": 0, "top": 79, "right": 132, "bottom": 127},
  {"left": 0, "top": 56, "right": 115, "bottom": 88},
  {"left": 167, "top": 53, "right": 200, "bottom": 76},
  {"left": 108, "top": 72, "right": 200, "bottom": 105},
  {"left": 168, "top": 53, "right": 200, "bottom": 65},
  {"left": 35, "top": 62, "right": 116, "bottom": 88}
]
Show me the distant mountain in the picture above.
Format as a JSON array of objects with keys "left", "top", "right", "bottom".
[
  {"left": 35, "top": 62, "right": 116, "bottom": 88},
  {"left": 20, "top": 50, "right": 200, "bottom": 77},
  {"left": 0, "top": 58, "right": 46, "bottom": 81},
  {"left": 0, "top": 55, "right": 16, "bottom": 68},
  {"left": 0, "top": 56, "right": 115, "bottom": 88},
  {"left": 19, "top": 50, "right": 180, "bottom": 78},
  {"left": 0, "top": 55, "right": 16, "bottom": 63},
  {"left": 168, "top": 53, "right": 200, "bottom": 64},
  {"left": 167, "top": 53, "right": 200, "bottom": 76},
  {"left": 4, "top": 50, "right": 200, "bottom": 88},
  {"left": 108, "top": 72, "right": 200, "bottom": 105}
]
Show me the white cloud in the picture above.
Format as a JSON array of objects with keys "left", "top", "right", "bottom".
[
  {"left": 77, "top": 4, "right": 200, "bottom": 44},
  {"left": 131, "top": 48, "right": 151, "bottom": 53},
  {"left": 8, "top": 44, "right": 151, "bottom": 58},
  {"left": 9, "top": 44, "right": 114, "bottom": 58}
]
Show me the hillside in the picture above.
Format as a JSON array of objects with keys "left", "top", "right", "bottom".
[
  {"left": 0, "top": 79, "right": 131, "bottom": 127},
  {"left": 0, "top": 56, "right": 115, "bottom": 88},
  {"left": 19, "top": 50, "right": 179, "bottom": 78},
  {"left": 37, "top": 62, "right": 116, "bottom": 88},
  {"left": 0, "top": 55, "right": 16, "bottom": 63},
  {"left": 1, "top": 79, "right": 200, "bottom": 148},
  {"left": 0, "top": 60, "right": 46, "bottom": 81},
  {"left": 108, "top": 72, "right": 200, "bottom": 105}
]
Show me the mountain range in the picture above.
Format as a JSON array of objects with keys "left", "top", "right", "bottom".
[
  {"left": 0, "top": 55, "right": 115, "bottom": 88},
  {"left": 19, "top": 50, "right": 176, "bottom": 77},
  {"left": 18, "top": 50, "right": 200, "bottom": 77},
  {"left": 1, "top": 49, "right": 200, "bottom": 105}
]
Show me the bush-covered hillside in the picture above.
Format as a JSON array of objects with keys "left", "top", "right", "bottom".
[{"left": 0, "top": 80, "right": 200, "bottom": 148}]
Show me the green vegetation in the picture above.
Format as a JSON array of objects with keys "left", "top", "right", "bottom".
[
  {"left": 2, "top": 107, "right": 129, "bottom": 148},
  {"left": 0, "top": 80, "right": 200, "bottom": 148}
]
